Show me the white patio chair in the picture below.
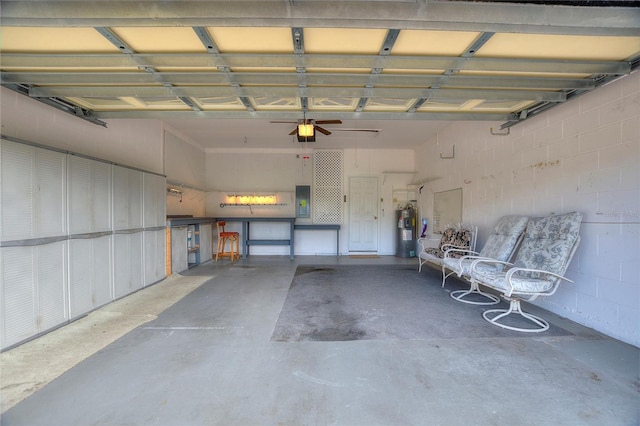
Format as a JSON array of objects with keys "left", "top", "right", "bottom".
[
  {"left": 417, "top": 224, "right": 477, "bottom": 287},
  {"left": 469, "top": 212, "right": 583, "bottom": 332},
  {"left": 443, "top": 215, "right": 529, "bottom": 305}
]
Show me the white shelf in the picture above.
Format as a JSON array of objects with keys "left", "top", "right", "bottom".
[{"left": 382, "top": 171, "right": 416, "bottom": 184}]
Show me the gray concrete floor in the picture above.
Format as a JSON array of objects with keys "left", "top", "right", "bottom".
[{"left": 2, "top": 255, "right": 639, "bottom": 425}]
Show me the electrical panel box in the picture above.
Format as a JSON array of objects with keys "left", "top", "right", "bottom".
[{"left": 296, "top": 185, "right": 310, "bottom": 218}]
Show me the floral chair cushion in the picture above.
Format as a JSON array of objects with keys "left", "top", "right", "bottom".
[
  {"left": 471, "top": 267, "right": 555, "bottom": 293},
  {"left": 480, "top": 216, "right": 529, "bottom": 260},
  {"left": 423, "top": 227, "right": 456, "bottom": 259},
  {"left": 424, "top": 227, "right": 472, "bottom": 259},
  {"left": 513, "top": 211, "right": 583, "bottom": 278}
]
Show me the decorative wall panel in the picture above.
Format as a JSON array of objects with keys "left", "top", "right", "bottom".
[{"left": 313, "top": 150, "right": 343, "bottom": 224}]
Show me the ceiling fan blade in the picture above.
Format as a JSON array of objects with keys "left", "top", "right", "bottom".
[
  {"left": 288, "top": 128, "right": 297, "bottom": 135},
  {"left": 270, "top": 121, "right": 297, "bottom": 124},
  {"left": 315, "top": 126, "right": 332, "bottom": 135},
  {"left": 314, "top": 120, "right": 342, "bottom": 125}
]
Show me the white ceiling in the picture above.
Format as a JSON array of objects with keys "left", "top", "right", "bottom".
[{"left": 1, "top": 1, "right": 639, "bottom": 150}]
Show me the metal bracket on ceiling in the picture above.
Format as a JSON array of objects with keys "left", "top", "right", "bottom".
[
  {"left": 95, "top": 27, "right": 134, "bottom": 54},
  {"left": 178, "top": 97, "right": 202, "bottom": 112},
  {"left": 463, "top": 32, "right": 495, "bottom": 58},
  {"left": 408, "top": 98, "right": 428, "bottom": 113},
  {"left": 239, "top": 97, "right": 254, "bottom": 111},
  {"left": 292, "top": 27, "right": 305, "bottom": 54},
  {"left": 193, "top": 27, "right": 219, "bottom": 54},
  {"left": 381, "top": 29, "right": 400, "bottom": 56},
  {"left": 355, "top": 98, "right": 368, "bottom": 112}
]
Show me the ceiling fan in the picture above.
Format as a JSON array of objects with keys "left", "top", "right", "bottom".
[
  {"left": 270, "top": 119, "right": 379, "bottom": 142},
  {"left": 270, "top": 119, "right": 341, "bottom": 142}
]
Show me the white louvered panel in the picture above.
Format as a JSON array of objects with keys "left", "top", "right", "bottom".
[
  {"left": 1, "top": 246, "right": 36, "bottom": 349},
  {"left": 313, "top": 150, "right": 344, "bottom": 224},
  {"left": 68, "top": 156, "right": 92, "bottom": 235},
  {"left": 113, "top": 234, "right": 131, "bottom": 299},
  {"left": 142, "top": 173, "right": 156, "bottom": 227},
  {"left": 1, "top": 141, "right": 34, "bottom": 241},
  {"left": 92, "top": 235, "right": 112, "bottom": 307},
  {"left": 36, "top": 241, "right": 67, "bottom": 331},
  {"left": 68, "top": 157, "right": 112, "bottom": 234},
  {"left": 113, "top": 167, "right": 143, "bottom": 231},
  {"left": 92, "top": 162, "right": 112, "bottom": 232},
  {"left": 35, "top": 149, "right": 66, "bottom": 238},
  {"left": 129, "top": 232, "right": 144, "bottom": 292},
  {"left": 128, "top": 170, "right": 144, "bottom": 228},
  {"left": 113, "top": 233, "right": 143, "bottom": 298},
  {"left": 144, "top": 229, "right": 167, "bottom": 286},
  {"left": 113, "top": 166, "right": 130, "bottom": 231},
  {"left": 143, "top": 173, "right": 166, "bottom": 228},
  {"left": 68, "top": 239, "right": 93, "bottom": 318}
]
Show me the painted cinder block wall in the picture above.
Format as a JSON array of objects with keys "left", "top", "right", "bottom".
[{"left": 415, "top": 71, "right": 640, "bottom": 347}]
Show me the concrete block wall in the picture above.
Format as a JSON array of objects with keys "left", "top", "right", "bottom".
[
  {"left": 415, "top": 71, "right": 640, "bottom": 347},
  {"left": 0, "top": 87, "right": 164, "bottom": 175}
]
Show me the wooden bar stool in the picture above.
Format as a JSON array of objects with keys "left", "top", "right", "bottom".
[{"left": 215, "top": 221, "right": 240, "bottom": 261}]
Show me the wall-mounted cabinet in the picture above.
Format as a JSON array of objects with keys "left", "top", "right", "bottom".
[{"left": 0, "top": 138, "right": 167, "bottom": 350}]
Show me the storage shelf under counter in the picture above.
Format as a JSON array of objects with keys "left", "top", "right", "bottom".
[{"left": 166, "top": 216, "right": 217, "bottom": 273}]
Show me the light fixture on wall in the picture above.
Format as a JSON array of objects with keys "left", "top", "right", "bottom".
[
  {"left": 167, "top": 187, "right": 183, "bottom": 202},
  {"left": 223, "top": 193, "right": 278, "bottom": 206}
]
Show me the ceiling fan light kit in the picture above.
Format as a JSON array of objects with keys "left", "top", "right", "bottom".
[
  {"left": 271, "top": 118, "right": 378, "bottom": 142},
  {"left": 298, "top": 123, "right": 315, "bottom": 137}
]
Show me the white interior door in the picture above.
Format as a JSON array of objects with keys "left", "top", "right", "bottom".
[{"left": 348, "top": 177, "right": 379, "bottom": 252}]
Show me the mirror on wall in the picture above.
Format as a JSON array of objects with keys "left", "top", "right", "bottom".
[{"left": 433, "top": 188, "right": 462, "bottom": 233}]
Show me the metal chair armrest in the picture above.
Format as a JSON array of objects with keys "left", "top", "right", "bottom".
[
  {"left": 443, "top": 248, "right": 480, "bottom": 258},
  {"left": 469, "top": 258, "right": 512, "bottom": 271},
  {"left": 504, "top": 267, "right": 573, "bottom": 297},
  {"left": 417, "top": 237, "right": 440, "bottom": 251}
]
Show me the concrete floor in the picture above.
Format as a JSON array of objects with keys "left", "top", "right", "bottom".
[{"left": 2, "top": 255, "right": 639, "bottom": 425}]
